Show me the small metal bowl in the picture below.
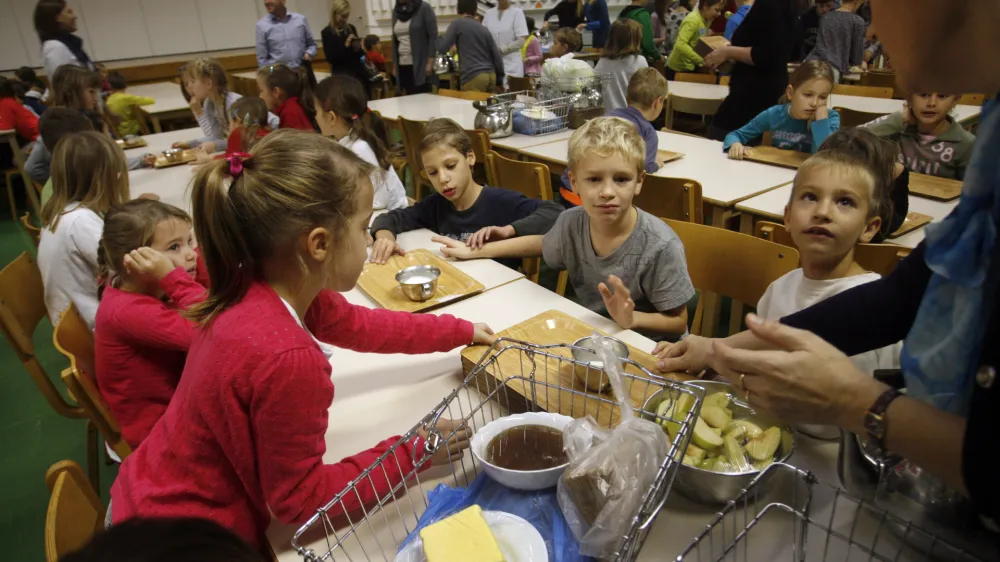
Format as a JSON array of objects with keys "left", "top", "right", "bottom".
[
  {"left": 641, "top": 379, "right": 796, "bottom": 505},
  {"left": 569, "top": 336, "right": 629, "bottom": 392},
  {"left": 395, "top": 265, "right": 441, "bottom": 302},
  {"left": 161, "top": 148, "right": 184, "bottom": 163}
]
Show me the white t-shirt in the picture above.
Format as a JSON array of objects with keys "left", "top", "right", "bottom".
[
  {"left": 757, "top": 269, "right": 902, "bottom": 375},
  {"left": 37, "top": 203, "right": 104, "bottom": 330},
  {"left": 279, "top": 296, "right": 336, "bottom": 360},
  {"left": 483, "top": 7, "right": 529, "bottom": 78},
  {"left": 394, "top": 20, "right": 413, "bottom": 66},
  {"left": 339, "top": 136, "right": 408, "bottom": 211}
]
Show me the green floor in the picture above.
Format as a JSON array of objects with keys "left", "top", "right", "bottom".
[{"left": 0, "top": 214, "right": 118, "bottom": 561}]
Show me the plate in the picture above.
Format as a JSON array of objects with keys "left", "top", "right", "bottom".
[{"left": 394, "top": 510, "right": 548, "bottom": 562}]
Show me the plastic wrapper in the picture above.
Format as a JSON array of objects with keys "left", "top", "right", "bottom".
[
  {"left": 557, "top": 336, "right": 669, "bottom": 558},
  {"left": 541, "top": 58, "right": 595, "bottom": 91}
]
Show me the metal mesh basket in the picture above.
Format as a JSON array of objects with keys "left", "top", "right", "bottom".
[
  {"left": 292, "top": 338, "right": 704, "bottom": 562},
  {"left": 484, "top": 90, "right": 573, "bottom": 136},
  {"left": 677, "top": 463, "right": 988, "bottom": 562}
]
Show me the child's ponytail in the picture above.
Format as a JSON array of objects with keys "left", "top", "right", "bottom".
[
  {"left": 260, "top": 64, "right": 320, "bottom": 131},
  {"left": 315, "top": 75, "right": 392, "bottom": 170}
]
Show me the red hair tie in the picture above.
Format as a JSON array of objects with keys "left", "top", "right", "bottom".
[{"left": 226, "top": 152, "right": 252, "bottom": 177}]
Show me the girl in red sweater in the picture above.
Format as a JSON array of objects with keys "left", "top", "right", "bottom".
[
  {"left": 0, "top": 77, "right": 39, "bottom": 143},
  {"left": 256, "top": 64, "right": 318, "bottom": 132},
  {"left": 94, "top": 199, "right": 207, "bottom": 450},
  {"left": 110, "top": 130, "right": 495, "bottom": 546}
]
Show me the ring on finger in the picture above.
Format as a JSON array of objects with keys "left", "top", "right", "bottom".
[
  {"left": 739, "top": 373, "right": 747, "bottom": 391},
  {"left": 744, "top": 388, "right": 751, "bottom": 402}
]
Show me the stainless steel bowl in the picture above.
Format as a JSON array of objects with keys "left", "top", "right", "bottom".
[
  {"left": 569, "top": 336, "right": 629, "bottom": 392},
  {"left": 395, "top": 265, "right": 440, "bottom": 302},
  {"left": 641, "top": 379, "right": 795, "bottom": 505},
  {"left": 162, "top": 148, "right": 184, "bottom": 163}
]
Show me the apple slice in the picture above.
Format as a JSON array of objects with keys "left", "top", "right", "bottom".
[
  {"left": 700, "top": 405, "right": 730, "bottom": 429},
  {"left": 691, "top": 417, "right": 723, "bottom": 451},
  {"left": 723, "top": 434, "right": 752, "bottom": 472},
  {"left": 745, "top": 426, "right": 781, "bottom": 461},
  {"left": 724, "top": 419, "right": 764, "bottom": 442}
]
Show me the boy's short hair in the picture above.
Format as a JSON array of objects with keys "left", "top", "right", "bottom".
[
  {"left": 108, "top": 71, "right": 128, "bottom": 90},
  {"left": 39, "top": 107, "right": 95, "bottom": 149},
  {"left": 457, "top": 0, "right": 478, "bottom": 16},
  {"left": 364, "top": 34, "right": 380, "bottom": 51},
  {"left": 568, "top": 116, "right": 646, "bottom": 176},
  {"left": 627, "top": 67, "right": 669, "bottom": 109},
  {"left": 806, "top": 127, "right": 897, "bottom": 223},
  {"left": 15, "top": 66, "right": 37, "bottom": 83},
  {"left": 792, "top": 137, "right": 891, "bottom": 222},
  {"left": 554, "top": 27, "right": 583, "bottom": 53},
  {"left": 419, "top": 118, "right": 473, "bottom": 156}
]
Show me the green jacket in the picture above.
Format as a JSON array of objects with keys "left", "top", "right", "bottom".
[
  {"left": 618, "top": 5, "right": 662, "bottom": 63},
  {"left": 666, "top": 10, "right": 707, "bottom": 72},
  {"left": 864, "top": 112, "right": 976, "bottom": 181}
]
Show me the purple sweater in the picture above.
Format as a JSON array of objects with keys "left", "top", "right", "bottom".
[{"left": 560, "top": 106, "right": 659, "bottom": 195}]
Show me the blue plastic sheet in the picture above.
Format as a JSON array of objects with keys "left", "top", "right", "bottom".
[{"left": 399, "top": 473, "right": 594, "bottom": 562}]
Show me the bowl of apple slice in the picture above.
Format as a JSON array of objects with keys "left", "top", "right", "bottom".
[{"left": 642, "top": 379, "right": 795, "bottom": 505}]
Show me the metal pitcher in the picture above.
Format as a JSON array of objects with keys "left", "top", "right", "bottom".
[{"left": 472, "top": 98, "right": 514, "bottom": 138}]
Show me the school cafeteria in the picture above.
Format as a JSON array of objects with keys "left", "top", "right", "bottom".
[{"left": 2, "top": 0, "right": 999, "bottom": 561}]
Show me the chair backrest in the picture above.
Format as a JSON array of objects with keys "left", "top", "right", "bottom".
[
  {"left": 486, "top": 150, "right": 553, "bottom": 200},
  {"left": 754, "top": 221, "right": 911, "bottom": 276},
  {"left": 719, "top": 75, "right": 730, "bottom": 86},
  {"left": 634, "top": 175, "right": 703, "bottom": 224},
  {"left": 665, "top": 219, "right": 799, "bottom": 336},
  {"left": 664, "top": 95, "right": 723, "bottom": 129},
  {"left": 130, "top": 104, "right": 151, "bottom": 135},
  {"left": 833, "top": 84, "right": 894, "bottom": 99},
  {"left": 0, "top": 253, "right": 84, "bottom": 419},
  {"left": 20, "top": 212, "right": 40, "bottom": 247},
  {"left": 507, "top": 76, "right": 534, "bottom": 93},
  {"left": 438, "top": 88, "right": 492, "bottom": 101},
  {"left": 859, "top": 71, "right": 897, "bottom": 91},
  {"left": 675, "top": 72, "right": 716, "bottom": 85},
  {"left": 958, "top": 93, "right": 985, "bottom": 106},
  {"left": 465, "top": 128, "right": 495, "bottom": 185},
  {"left": 398, "top": 116, "right": 428, "bottom": 178},
  {"left": 45, "top": 460, "right": 106, "bottom": 562},
  {"left": 54, "top": 304, "right": 132, "bottom": 460},
  {"left": 833, "top": 106, "right": 886, "bottom": 129}
]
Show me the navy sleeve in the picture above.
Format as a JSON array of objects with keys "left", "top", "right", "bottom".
[
  {"left": 643, "top": 121, "right": 659, "bottom": 172},
  {"left": 370, "top": 195, "right": 442, "bottom": 236},
  {"left": 511, "top": 200, "right": 563, "bottom": 236}
]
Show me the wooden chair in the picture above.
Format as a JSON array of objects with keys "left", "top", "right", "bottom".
[
  {"left": 664, "top": 219, "right": 799, "bottom": 336},
  {"left": 634, "top": 176, "right": 703, "bottom": 224},
  {"left": 54, "top": 304, "right": 132, "bottom": 464},
  {"left": 833, "top": 84, "right": 894, "bottom": 99},
  {"left": 507, "top": 75, "right": 534, "bottom": 93},
  {"left": 958, "top": 93, "right": 986, "bottom": 106},
  {"left": 397, "top": 116, "right": 435, "bottom": 201},
  {"left": 44, "top": 460, "right": 106, "bottom": 562},
  {"left": 130, "top": 104, "right": 152, "bottom": 135},
  {"left": 719, "top": 75, "right": 730, "bottom": 86},
  {"left": 465, "top": 128, "right": 495, "bottom": 186},
  {"left": 675, "top": 72, "right": 716, "bottom": 85},
  {"left": 664, "top": 94, "right": 723, "bottom": 132},
  {"left": 21, "top": 212, "right": 41, "bottom": 247},
  {"left": 438, "top": 88, "right": 492, "bottom": 102},
  {"left": 859, "top": 70, "right": 897, "bottom": 91},
  {"left": 834, "top": 106, "right": 886, "bottom": 129},
  {"left": 754, "top": 221, "right": 911, "bottom": 276}
]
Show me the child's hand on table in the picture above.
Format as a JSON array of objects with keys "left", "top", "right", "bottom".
[
  {"left": 598, "top": 275, "right": 635, "bottom": 330},
  {"left": 370, "top": 231, "right": 405, "bottom": 264},
  {"left": 141, "top": 153, "right": 156, "bottom": 167},
  {"left": 432, "top": 236, "right": 478, "bottom": 261},
  {"left": 123, "top": 247, "right": 176, "bottom": 281},
  {"left": 188, "top": 148, "right": 214, "bottom": 166},
  {"left": 653, "top": 334, "right": 713, "bottom": 374},
  {"left": 472, "top": 323, "right": 497, "bottom": 346},
  {"left": 171, "top": 141, "right": 190, "bottom": 149},
  {"left": 727, "top": 143, "right": 750, "bottom": 160},
  {"left": 466, "top": 225, "right": 515, "bottom": 249},
  {"left": 198, "top": 141, "right": 217, "bottom": 154},
  {"left": 420, "top": 418, "right": 471, "bottom": 466}
]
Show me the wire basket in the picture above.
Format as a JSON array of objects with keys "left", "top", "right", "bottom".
[
  {"left": 485, "top": 90, "right": 572, "bottom": 136},
  {"left": 291, "top": 338, "right": 705, "bottom": 562},
  {"left": 677, "top": 463, "right": 989, "bottom": 562}
]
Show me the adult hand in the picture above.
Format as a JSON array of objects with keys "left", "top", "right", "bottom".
[
  {"left": 703, "top": 46, "right": 729, "bottom": 70},
  {"left": 370, "top": 231, "right": 404, "bottom": 263},
  {"left": 541, "top": 21, "right": 550, "bottom": 32},
  {"left": 598, "top": 275, "right": 635, "bottom": 330},
  {"left": 123, "top": 247, "right": 176, "bottom": 281},
  {"left": 654, "top": 333, "right": 713, "bottom": 373},
  {"left": 707, "top": 314, "right": 886, "bottom": 429},
  {"left": 420, "top": 418, "right": 471, "bottom": 466},
  {"left": 472, "top": 323, "right": 497, "bottom": 345},
  {"left": 425, "top": 58, "right": 434, "bottom": 75},
  {"left": 466, "top": 225, "right": 515, "bottom": 249},
  {"left": 303, "top": 53, "right": 312, "bottom": 61},
  {"left": 432, "top": 236, "right": 479, "bottom": 261},
  {"left": 345, "top": 34, "right": 358, "bottom": 48},
  {"left": 727, "top": 142, "right": 750, "bottom": 160}
]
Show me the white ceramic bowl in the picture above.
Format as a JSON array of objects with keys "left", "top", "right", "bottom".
[{"left": 470, "top": 412, "right": 573, "bottom": 491}]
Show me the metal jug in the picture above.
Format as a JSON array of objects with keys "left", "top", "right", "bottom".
[
  {"left": 473, "top": 99, "right": 514, "bottom": 138},
  {"left": 432, "top": 54, "right": 452, "bottom": 75}
]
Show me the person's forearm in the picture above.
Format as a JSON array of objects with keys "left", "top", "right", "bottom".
[
  {"left": 477, "top": 235, "right": 544, "bottom": 259},
  {"left": 632, "top": 311, "right": 687, "bottom": 334},
  {"left": 725, "top": 45, "right": 754, "bottom": 65}
]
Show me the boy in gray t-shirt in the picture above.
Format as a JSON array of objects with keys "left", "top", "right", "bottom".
[{"left": 435, "top": 116, "right": 695, "bottom": 340}]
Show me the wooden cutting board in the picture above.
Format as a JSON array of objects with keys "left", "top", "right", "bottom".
[
  {"left": 461, "top": 310, "right": 691, "bottom": 428},
  {"left": 909, "top": 173, "right": 962, "bottom": 201},
  {"left": 357, "top": 249, "right": 485, "bottom": 313},
  {"left": 657, "top": 149, "right": 685, "bottom": 165},
  {"left": 888, "top": 211, "right": 933, "bottom": 238},
  {"left": 744, "top": 146, "right": 811, "bottom": 169},
  {"left": 153, "top": 149, "right": 197, "bottom": 168},
  {"left": 116, "top": 138, "right": 148, "bottom": 150}
]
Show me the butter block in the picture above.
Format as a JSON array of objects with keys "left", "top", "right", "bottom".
[{"left": 419, "top": 505, "right": 505, "bottom": 562}]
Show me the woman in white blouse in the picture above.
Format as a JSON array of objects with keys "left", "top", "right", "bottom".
[
  {"left": 483, "top": 0, "right": 530, "bottom": 81},
  {"left": 34, "top": 0, "right": 96, "bottom": 78}
]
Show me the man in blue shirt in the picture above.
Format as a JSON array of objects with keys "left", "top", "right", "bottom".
[
  {"left": 724, "top": 0, "right": 753, "bottom": 41},
  {"left": 255, "top": 0, "right": 318, "bottom": 70}
]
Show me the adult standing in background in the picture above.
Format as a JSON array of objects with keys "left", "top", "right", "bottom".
[
  {"left": 322, "top": 0, "right": 369, "bottom": 90},
  {"left": 578, "top": 0, "right": 611, "bottom": 49},
  {"left": 541, "top": 0, "right": 583, "bottom": 31},
  {"left": 392, "top": 0, "right": 438, "bottom": 95},
  {"left": 484, "top": 0, "right": 530, "bottom": 81},
  {"left": 34, "top": 0, "right": 96, "bottom": 78},
  {"left": 797, "top": 0, "right": 837, "bottom": 60},
  {"left": 701, "top": 0, "right": 798, "bottom": 141},
  {"left": 255, "top": 0, "right": 318, "bottom": 83}
]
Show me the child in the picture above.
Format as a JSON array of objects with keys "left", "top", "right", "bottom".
[
  {"left": 798, "top": 0, "right": 837, "bottom": 60},
  {"left": 21, "top": 78, "right": 48, "bottom": 116},
  {"left": 35, "top": 108, "right": 94, "bottom": 204},
  {"left": 804, "top": 0, "right": 867, "bottom": 82},
  {"left": 225, "top": 97, "right": 272, "bottom": 154},
  {"left": 61, "top": 518, "right": 265, "bottom": 562},
  {"left": 522, "top": 18, "right": 544, "bottom": 76},
  {"left": 110, "top": 130, "right": 494, "bottom": 547},
  {"left": 50, "top": 65, "right": 103, "bottom": 130},
  {"left": 438, "top": 0, "right": 507, "bottom": 93},
  {"left": 369, "top": 118, "right": 563, "bottom": 268},
  {"left": 105, "top": 71, "right": 155, "bottom": 137},
  {"left": 725, "top": 60, "right": 840, "bottom": 159},
  {"left": 364, "top": 35, "right": 387, "bottom": 72},
  {"left": 38, "top": 131, "right": 130, "bottom": 329},
  {"left": 618, "top": 0, "right": 663, "bottom": 64},
  {"left": 724, "top": 0, "right": 753, "bottom": 41},
  {"left": 95, "top": 200, "right": 205, "bottom": 449},
  {"left": 437, "top": 117, "right": 695, "bottom": 340},
  {"left": 863, "top": 93, "right": 976, "bottom": 181},
  {"left": 256, "top": 63, "right": 317, "bottom": 131},
  {"left": 595, "top": 19, "right": 648, "bottom": 112},
  {"left": 0, "top": 77, "right": 39, "bottom": 143},
  {"left": 549, "top": 27, "right": 583, "bottom": 58},
  {"left": 666, "top": 0, "right": 725, "bottom": 78},
  {"left": 314, "top": 75, "right": 407, "bottom": 211}
]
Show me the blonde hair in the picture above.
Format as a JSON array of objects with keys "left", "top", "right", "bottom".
[
  {"left": 188, "top": 130, "right": 375, "bottom": 325},
  {"left": 418, "top": 118, "right": 472, "bottom": 157},
  {"left": 184, "top": 58, "right": 230, "bottom": 129},
  {"left": 42, "top": 131, "right": 130, "bottom": 230},
  {"left": 627, "top": 67, "right": 668, "bottom": 109},
  {"left": 603, "top": 19, "right": 642, "bottom": 59},
  {"left": 568, "top": 116, "right": 646, "bottom": 176},
  {"left": 781, "top": 60, "right": 835, "bottom": 103},
  {"left": 330, "top": 0, "right": 350, "bottom": 27}
]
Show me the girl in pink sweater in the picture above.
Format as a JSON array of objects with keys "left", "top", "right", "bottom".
[{"left": 110, "top": 130, "right": 495, "bottom": 546}]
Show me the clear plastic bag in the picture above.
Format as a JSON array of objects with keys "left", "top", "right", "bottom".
[{"left": 556, "top": 336, "right": 669, "bottom": 558}]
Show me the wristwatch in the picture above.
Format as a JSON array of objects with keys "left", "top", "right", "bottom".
[{"left": 863, "top": 387, "right": 902, "bottom": 456}]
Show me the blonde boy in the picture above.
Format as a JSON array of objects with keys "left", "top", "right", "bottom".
[{"left": 435, "top": 117, "right": 695, "bottom": 339}]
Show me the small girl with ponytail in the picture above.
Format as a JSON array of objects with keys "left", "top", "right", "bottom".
[
  {"left": 109, "top": 129, "right": 496, "bottom": 546},
  {"left": 94, "top": 199, "right": 206, "bottom": 449},
  {"left": 256, "top": 63, "right": 318, "bottom": 131},
  {"left": 314, "top": 74, "right": 407, "bottom": 210},
  {"left": 189, "top": 97, "right": 273, "bottom": 165}
]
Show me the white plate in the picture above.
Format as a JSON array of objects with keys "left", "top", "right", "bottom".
[{"left": 394, "top": 510, "right": 549, "bottom": 562}]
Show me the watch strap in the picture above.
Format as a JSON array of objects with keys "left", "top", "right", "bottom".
[{"left": 863, "top": 387, "right": 902, "bottom": 456}]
